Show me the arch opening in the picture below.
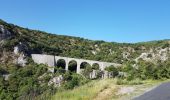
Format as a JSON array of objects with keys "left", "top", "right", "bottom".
[
  {"left": 55, "top": 59, "right": 66, "bottom": 73},
  {"left": 68, "top": 60, "right": 77, "bottom": 72},
  {"left": 80, "top": 62, "right": 91, "bottom": 70}
]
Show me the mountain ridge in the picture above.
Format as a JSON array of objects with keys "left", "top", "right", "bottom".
[
  {"left": 0, "top": 19, "right": 170, "bottom": 66},
  {"left": 1, "top": 19, "right": 170, "bottom": 44}
]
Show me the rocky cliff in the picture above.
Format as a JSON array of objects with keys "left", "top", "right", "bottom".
[{"left": 0, "top": 25, "right": 13, "bottom": 41}]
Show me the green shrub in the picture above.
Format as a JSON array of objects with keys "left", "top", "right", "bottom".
[
  {"left": 105, "top": 65, "right": 119, "bottom": 77},
  {"left": 63, "top": 73, "right": 89, "bottom": 89},
  {"left": 81, "top": 66, "right": 93, "bottom": 79}
]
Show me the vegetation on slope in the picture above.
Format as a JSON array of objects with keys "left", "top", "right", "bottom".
[
  {"left": 0, "top": 19, "right": 170, "bottom": 64},
  {"left": 0, "top": 62, "right": 89, "bottom": 100},
  {"left": 0, "top": 19, "right": 170, "bottom": 100}
]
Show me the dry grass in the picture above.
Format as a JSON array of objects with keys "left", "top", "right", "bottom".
[
  {"left": 53, "top": 79, "right": 116, "bottom": 100},
  {"left": 53, "top": 79, "right": 167, "bottom": 100}
]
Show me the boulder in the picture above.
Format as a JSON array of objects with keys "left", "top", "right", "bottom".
[{"left": 17, "top": 53, "right": 27, "bottom": 67}]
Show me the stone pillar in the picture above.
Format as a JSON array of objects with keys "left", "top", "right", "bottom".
[
  {"left": 77, "top": 61, "right": 81, "bottom": 74},
  {"left": 100, "top": 62, "right": 104, "bottom": 71},
  {"left": 65, "top": 59, "right": 69, "bottom": 71}
]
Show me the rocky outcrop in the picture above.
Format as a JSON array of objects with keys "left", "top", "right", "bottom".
[
  {"left": 16, "top": 53, "right": 27, "bottom": 66},
  {"left": 122, "top": 52, "right": 130, "bottom": 59},
  {"left": 13, "top": 42, "right": 28, "bottom": 66},
  {"left": 135, "top": 47, "right": 170, "bottom": 63},
  {"left": 48, "top": 75, "right": 64, "bottom": 87},
  {"left": 0, "top": 25, "right": 12, "bottom": 41},
  {"left": 14, "top": 42, "right": 29, "bottom": 55}
]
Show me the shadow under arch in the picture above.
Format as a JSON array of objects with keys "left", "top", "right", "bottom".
[
  {"left": 56, "top": 59, "right": 66, "bottom": 69},
  {"left": 80, "top": 62, "right": 91, "bottom": 69},
  {"left": 68, "top": 60, "right": 77, "bottom": 72},
  {"left": 55, "top": 59, "right": 66, "bottom": 73}
]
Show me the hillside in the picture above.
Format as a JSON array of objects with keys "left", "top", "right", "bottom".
[
  {"left": 0, "top": 19, "right": 170, "bottom": 65},
  {"left": 0, "top": 19, "right": 170, "bottom": 100}
]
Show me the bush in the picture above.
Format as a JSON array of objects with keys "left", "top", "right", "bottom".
[
  {"left": 0, "top": 63, "right": 53, "bottom": 100},
  {"left": 81, "top": 66, "right": 93, "bottom": 79},
  {"left": 105, "top": 65, "right": 119, "bottom": 77},
  {"left": 63, "top": 73, "right": 89, "bottom": 89}
]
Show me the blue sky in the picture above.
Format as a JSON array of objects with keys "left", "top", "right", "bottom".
[{"left": 0, "top": 0, "right": 170, "bottom": 43}]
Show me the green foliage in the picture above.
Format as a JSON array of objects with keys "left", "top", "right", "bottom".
[
  {"left": 1, "top": 19, "right": 170, "bottom": 100},
  {"left": 81, "top": 66, "right": 93, "bottom": 79},
  {"left": 92, "top": 64, "right": 99, "bottom": 70},
  {"left": 121, "top": 60, "right": 170, "bottom": 80},
  {"left": 1, "top": 19, "right": 170, "bottom": 65},
  {"left": 63, "top": 73, "right": 89, "bottom": 89},
  {"left": 105, "top": 65, "right": 119, "bottom": 77},
  {"left": 0, "top": 63, "right": 51, "bottom": 100}
]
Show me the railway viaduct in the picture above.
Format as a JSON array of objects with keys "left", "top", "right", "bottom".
[{"left": 31, "top": 54, "right": 122, "bottom": 73}]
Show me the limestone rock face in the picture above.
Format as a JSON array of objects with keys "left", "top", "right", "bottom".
[
  {"left": 48, "top": 75, "right": 64, "bottom": 87},
  {"left": 14, "top": 46, "right": 19, "bottom": 55},
  {"left": 135, "top": 47, "right": 170, "bottom": 63},
  {"left": 14, "top": 42, "right": 28, "bottom": 55},
  {"left": 17, "top": 53, "right": 27, "bottom": 66},
  {"left": 0, "top": 25, "right": 12, "bottom": 41},
  {"left": 13, "top": 42, "right": 29, "bottom": 67}
]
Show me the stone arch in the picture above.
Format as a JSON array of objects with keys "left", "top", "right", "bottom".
[
  {"left": 54, "top": 59, "right": 67, "bottom": 73},
  {"left": 92, "top": 63, "right": 100, "bottom": 70},
  {"left": 68, "top": 60, "right": 77, "bottom": 72}
]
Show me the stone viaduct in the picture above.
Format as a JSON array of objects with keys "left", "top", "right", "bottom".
[{"left": 31, "top": 54, "right": 122, "bottom": 74}]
